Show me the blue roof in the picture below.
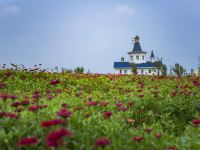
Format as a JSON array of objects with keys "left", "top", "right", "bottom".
[
  {"left": 133, "top": 42, "right": 142, "bottom": 51},
  {"left": 114, "top": 62, "right": 130, "bottom": 68},
  {"left": 114, "top": 62, "right": 156, "bottom": 68}
]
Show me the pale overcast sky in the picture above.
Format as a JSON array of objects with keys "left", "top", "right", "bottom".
[{"left": 0, "top": 0, "right": 200, "bottom": 73}]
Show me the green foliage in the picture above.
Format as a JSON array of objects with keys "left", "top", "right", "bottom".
[
  {"left": 154, "top": 61, "right": 162, "bottom": 75},
  {"left": 74, "top": 67, "right": 84, "bottom": 74},
  {"left": 130, "top": 63, "right": 137, "bottom": 74},
  {"left": 0, "top": 69, "right": 200, "bottom": 149},
  {"left": 161, "top": 64, "right": 167, "bottom": 76},
  {"left": 173, "top": 63, "right": 185, "bottom": 77}
]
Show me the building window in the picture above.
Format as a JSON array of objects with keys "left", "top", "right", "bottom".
[
  {"left": 124, "top": 70, "right": 127, "bottom": 74},
  {"left": 154, "top": 69, "right": 156, "bottom": 72},
  {"left": 149, "top": 69, "right": 151, "bottom": 73},
  {"left": 136, "top": 56, "right": 139, "bottom": 60},
  {"left": 141, "top": 69, "right": 143, "bottom": 74},
  {"left": 142, "top": 56, "right": 144, "bottom": 60},
  {"left": 131, "top": 56, "right": 133, "bottom": 60},
  {"left": 120, "top": 70, "right": 122, "bottom": 74}
]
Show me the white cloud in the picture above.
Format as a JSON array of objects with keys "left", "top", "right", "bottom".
[
  {"left": 1, "top": 4, "right": 21, "bottom": 16},
  {"left": 115, "top": 4, "right": 135, "bottom": 16}
]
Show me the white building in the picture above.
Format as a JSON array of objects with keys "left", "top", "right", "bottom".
[{"left": 114, "top": 36, "right": 162, "bottom": 75}]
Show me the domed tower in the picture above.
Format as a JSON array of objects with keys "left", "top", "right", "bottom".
[{"left": 127, "top": 36, "right": 147, "bottom": 64}]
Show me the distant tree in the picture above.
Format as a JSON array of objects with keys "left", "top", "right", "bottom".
[
  {"left": 198, "top": 65, "right": 200, "bottom": 76},
  {"left": 131, "top": 63, "right": 137, "bottom": 75},
  {"left": 154, "top": 61, "right": 162, "bottom": 75},
  {"left": 161, "top": 64, "right": 167, "bottom": 76},
  {"left": 61, "top": 68, "right": 73, "bottom": 73},
  {"left": 74, "top": 67, "right": 84, "bottom": 74},
  {"left": 55, "top": 66, "right": 59, "bottom": 72},
  {"left": 172, "top": 63, "right": 185, "bottom": 77}
]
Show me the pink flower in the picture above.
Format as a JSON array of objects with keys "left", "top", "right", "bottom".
[
  {"left": 40, "top": 119, "right": 65, "bottom": 127},
  {"left": 95, "top": 138, "right": 111, "bottom": 148},
  {"left": 103, "top": 112, "right": 112, "bottom": 119},
  {"left": 46, "top": 128, "right": 73, "bottom": 148},
  {"left": 17, "top": 137, "right": 38, "bottom": 147},
  {"left": 57, "top": 109, "right": 72, "bottom": 118}
]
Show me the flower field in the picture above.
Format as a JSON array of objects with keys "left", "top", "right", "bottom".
[{"left": 0, "top": 69, "right": 200, "bottom": 150}]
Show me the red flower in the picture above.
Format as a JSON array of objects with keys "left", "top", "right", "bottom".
[
  {"left": 61, "top": 103, "right": 69, "bottom": 108},
  {"left": 0, "top": 82, "right": 6, "bottom": 89},
  {"left": 144, "top": 128, "right": 152, "bottom": 134},
  {"left": 133, "top": 136, "right": 144, "bottom": 142},
  {"left": 103, "top": 112, "right": 112, "bottom": 119},
  {"left": 101, "top": 101, "right": 109, "bottom": 107},
  {"left": 86, "top": 101, "right": 99, "bottom": 106},
  {"left": 167, "top": 146, "right": 176, "bottom": 150},
  {"left": 57, "top": 109, "right": 72, "bottom": 118},
  {"left": 73, "top": 106, "right": 83, "bottom": 111},
  {"left": 5, "top": 113, "right": 17, "bottom": 118},
  {"left": 47, "top": 95, "right": 54, "bottom": 100},
  {"left": 138, "top": 94, "right": 144, "bottom": 98},
  {"left": 0, "top": 94, "right": 9, "bottom": 101},
  {"left": 127, "top": 102, "right": 134, "bottom": 107},
  {"left": 46, "top": 128, "right": 73, "bottom": 148},
  {"left": 171, "top": 90, "right": 177, "bottom": 97},
  {"left": 118, "top": 107, "right": 128, "bottom": 111},
  {"left": 192, "top": 119, "right": 200, "bottom": 126},
  {"left": 17, "top": 137, "right": 38, "bottom": 147},
  {"left": 49, "top": 79, "right": 60, "bottom": 85},
  {"left": 11, "top": 102, "right": 20, "bottom": 107},
  {"left": 115, "top": 103, "right": 123, "bottom": 107},
  {"left": 28, "top": 105, "right": 40, "bottom": 112},
  {"left": 32, "top": 94, "right": 41, "bottom": 99},
  {"left": 0, "top": 112, "right": 5, "bottom": 117},
  {"left": 155, "top": 133, "right": 162, "bottom": 139},
  {"left": 41, "top": 119, "right": 65, "bottom": 127},
  {"left": 19, "top": 100, "right": 30, "bottom": 106},
  {"left": 9, "top": 95, "right": 18, "bottom": 100},
  {"left": 95, "top": 138, "right": 111, "bottom": 148}
]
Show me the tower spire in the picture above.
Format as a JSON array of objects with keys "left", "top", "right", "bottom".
[
  {"left": 150, "top": 50, "right": 155, "bottom": 58},
  {"left": 132, "top": 35, "right": 142, "bottom": 51}
]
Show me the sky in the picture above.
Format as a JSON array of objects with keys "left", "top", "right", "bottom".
[{"left": 0, "top": 0, "right": 200, "bottom": 73}]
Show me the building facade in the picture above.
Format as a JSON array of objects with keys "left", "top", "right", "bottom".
[{"left": 114, "top": 36, "right": 161, "bottom": 75}]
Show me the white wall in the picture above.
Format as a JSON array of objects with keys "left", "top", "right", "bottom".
[
  {"left": 128, "top": 53, "right": 146, "bottom": 64},
  {"left": 115, "top": 68, "right": 159, "bottom": 75}
]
